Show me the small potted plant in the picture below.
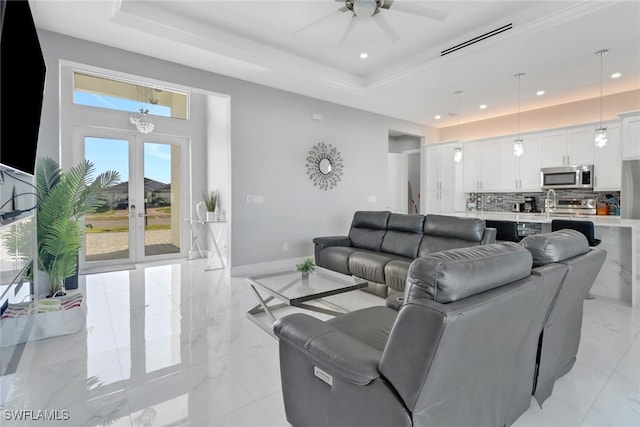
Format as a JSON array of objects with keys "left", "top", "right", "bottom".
[
  {"left": 296, "top": 257, "right": 315, "bottom": 279},
  {"left": 202, "top": 190, "right": 220, "bottom": 221}
]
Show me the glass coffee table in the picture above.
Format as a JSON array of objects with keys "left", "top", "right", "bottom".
[{"left": 246, "top": 267, "right": 367, "bottom": 338}]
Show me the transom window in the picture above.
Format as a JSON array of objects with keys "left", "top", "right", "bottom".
[{"left": 73, "top": 71, "right": 188, "bottom": 120}]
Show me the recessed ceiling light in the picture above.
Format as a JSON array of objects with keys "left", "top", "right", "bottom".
[
  {"left": 434, "top": 115, "right": 441, "bottom": 119},
  {"left": 611, "top": 72, "right": 621, "bottom": 79},
  {"left": 536, "top": 90, "right": 545, "bottom": 96},
  {"left": 360, "top": 52, "right": 368, "bottom": 59},
  {"left": 479, "top": 104, "right": 487, "bottom": 109}
]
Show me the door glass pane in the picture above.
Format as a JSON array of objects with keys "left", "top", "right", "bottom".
[
  {"left": 84, "top": 137, "right": 130, "bottom": 262},
  {"left": 143, "top": 141, "right": 181, "bottom": 256}
]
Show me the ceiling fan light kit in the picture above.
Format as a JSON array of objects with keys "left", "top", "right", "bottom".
[{"left": 326, "top": 0, "right": 449, "bottom": 45}]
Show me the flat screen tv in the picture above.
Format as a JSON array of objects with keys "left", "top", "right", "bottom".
[{"left": 0, "top": 0, "right": 46, "bottom": 176}]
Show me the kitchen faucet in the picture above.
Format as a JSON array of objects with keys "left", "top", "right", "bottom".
[{"left": 546, "top": 188, "right": 557, "bottom": 220}]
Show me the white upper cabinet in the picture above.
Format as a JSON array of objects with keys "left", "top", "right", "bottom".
[
  {"left": 594, "top": 123, "right": 622, "bottom": 190},
  {"left": 540, "top": 130, "right": 566, "bottom": 167},
  {"left": 620, "top": 111, "right": 640, "bottom": 159},
  {"left": 461, "top": 119, "right": 623, "bottom": 193},
  {"left": 463, "top": 139, "right": 499, "bottom": 192},
  {"left": 498, "top": 135, "right": 542, "bottom": 192},
  {"left": 541, "top": 125, "right": 595, "bottom": 167},
  {"left": 567, "top": 125, "right": 595, "bottom": 165}
]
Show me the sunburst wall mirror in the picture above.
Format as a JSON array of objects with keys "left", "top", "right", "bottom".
[{"left": 305, "top": 142, "right": 344, "bottom": 190}]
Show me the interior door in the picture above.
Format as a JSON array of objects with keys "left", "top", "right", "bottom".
[{"left": 77, "top": 128, "right": 188, "bottom": 271}]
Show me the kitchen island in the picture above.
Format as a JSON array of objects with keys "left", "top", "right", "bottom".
[{"left": 452, "top": 211, "right": 640, "bottom": 308}]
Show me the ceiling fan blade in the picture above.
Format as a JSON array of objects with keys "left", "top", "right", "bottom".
[
  {"left": 293, "top": 6, "right": 348, "bottom": 34},
  {"left": 339, "top": 14, "right": 358, "bottom": 46},
  {"left": 372, "top": 12, "right": 399, "bottom": 43},
  {"left": 385, "top": 0, "right": 449, "bottom": 21}
]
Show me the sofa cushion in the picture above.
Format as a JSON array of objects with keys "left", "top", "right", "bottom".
[
  {"left": 319, "top": 246, "right": 360, "bottom": 276},
  {"left": 423, "top": 214, "right": 485, "bottom": 240},
  {"left": 384, "top": 259, "right": 413, "bottom": 292},
  {"left": 348, "top": 250, "right": 393, "bottom": 284},
  {"left": 405, "top": 242, "right": 533, "bottom": 303},
  {"left": 520, "top": 229, "right": 589, "bottom": 267},
  {"left": 381, "top": 214, "right": 424, "bottom": 258},
  {"left": 349, "top": 211, "right": 390, "bottom": 251},
  {"left": 348, "top": 250, "right": 397, "bottom": 284},
  {"left": 418, "top": 215, "right": 487, "bottom": 257}
]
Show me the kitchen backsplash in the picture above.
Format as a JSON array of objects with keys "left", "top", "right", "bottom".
[{"left": 469, "top": 190, "right": 621, "bottom": 213}]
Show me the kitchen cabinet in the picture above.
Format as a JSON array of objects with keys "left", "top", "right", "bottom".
[
  {"left": 498, "top": 134, "right": 542, "bottom": 192},
  {"left": 620, "top": 110, "right": 640, "bottom": 159},
  {"left": 463, "top": 139, "right": 499, "bottom": 192},
  {"left": 594, "top": 123, "right": 622, "bottom": 190},
  {"left": 425, "top": 143, "right": 459, "bottom": 214},
  {"left": 541, "top": 125, "right": 595, "bottom": 167}
]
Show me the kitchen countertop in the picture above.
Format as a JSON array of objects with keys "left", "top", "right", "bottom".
[{"left": 451, "top": 211, "right": 640, "bottom": 227}]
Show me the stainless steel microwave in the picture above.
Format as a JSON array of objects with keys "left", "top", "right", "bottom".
[{"left": 540, "top": 165, "right": 594, "bottom": 189}]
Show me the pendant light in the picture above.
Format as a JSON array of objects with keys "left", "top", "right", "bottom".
[
  {"left": 513, "top": 73, "right": 525, "bottom": 157},
  {"left": 594, "top": 49, "right": 608, "bottom": 148},
  {"left": 453, "top": 90, "right": 463, "bottom": 163},
  {"left": 129, "top": 85, "right": 154, "bottom": 134}
]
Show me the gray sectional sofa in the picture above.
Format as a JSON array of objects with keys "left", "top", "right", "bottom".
[
  {"left": 313, "top": 211, "right": 496, "bottom": 297},
  {"left": 275, "top": 229, "right": 606, "bottom": 427}
]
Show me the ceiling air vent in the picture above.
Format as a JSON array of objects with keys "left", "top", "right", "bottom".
[{"left": 441, "top": 23, "right": 513, "bottom": 56}]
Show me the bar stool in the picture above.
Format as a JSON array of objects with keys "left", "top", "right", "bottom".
[
  {"left": 550, "top": 219, "right": 601, "bottom": 247},
  {"left": 485, "top": 220, "right": 523, "bottom": 242}
]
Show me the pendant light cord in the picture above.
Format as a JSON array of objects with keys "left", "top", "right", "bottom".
[
  {"left": 599, "top": 50, "right": 603, "bottom": 127},
  {"left": 516, "top": 73, "right": 524, "bottom": 140},
  {"left": 456, "top": 90, "right": 461, "bottom": 141}
]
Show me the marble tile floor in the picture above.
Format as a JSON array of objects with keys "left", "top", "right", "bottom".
[{"left": 0, "top": 258, "right": 638, "bottom": 426}]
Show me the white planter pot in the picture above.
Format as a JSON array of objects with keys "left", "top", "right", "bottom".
[{"left": 0, "top": 292, "right": 86, "bottom": 347}]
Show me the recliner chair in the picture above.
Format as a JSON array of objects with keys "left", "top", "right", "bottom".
[
  {"left": 274, "top": 243, "right": 567, "bottom": 427},
  {"left": 520, "top": 229, "right": 607, "bottom": 406}
]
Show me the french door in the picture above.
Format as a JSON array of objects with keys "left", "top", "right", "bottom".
[{"left": 75, "top": 127, "right": 189, "bottom": 271}]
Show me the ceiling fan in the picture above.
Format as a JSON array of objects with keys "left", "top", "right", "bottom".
[{"left": 295, "top": 0, "right": 449, "bottom": 45}]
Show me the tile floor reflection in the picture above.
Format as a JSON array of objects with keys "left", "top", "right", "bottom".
[{"left": 1, "top": 258, "right": 638, "bottom": 426}]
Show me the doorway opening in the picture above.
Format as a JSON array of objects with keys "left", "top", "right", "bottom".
[{"left": 387, "top": 132, "right": 423, "bottom": 214}]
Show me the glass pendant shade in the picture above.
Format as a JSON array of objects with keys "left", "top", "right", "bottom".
[
  {"left": 513, "top": 139, "right": 524, "bottom": 157},
  {"left": 594, "top": 127, "right": 607, "bottom": 148},
  {"left": 453, "top": 147, "right": 463, "bottom": 163},
  {"left": 130, "top": 108, "right": 154, "bottom": 134}
]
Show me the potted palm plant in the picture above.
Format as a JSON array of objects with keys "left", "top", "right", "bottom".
[{"left": 35, "top": 157, "right": 120, "bottom": 297}]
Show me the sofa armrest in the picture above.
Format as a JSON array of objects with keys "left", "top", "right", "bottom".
[
  {"left": 482, "top": 227, "right": 497, "bottom": 244},
  {"left": 274, "top": 313, "right": 382, "bottom": 385},
  {"left": 313, "top": 235, "right": 351, "bottom": 250}
]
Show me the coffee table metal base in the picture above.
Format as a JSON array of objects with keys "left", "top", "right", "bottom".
[
  {"left": 247, "top": 287, "right": 349, "bottom": 338},
  {"left": 245, "top": 268, "right": 367, "bottom": 338}
]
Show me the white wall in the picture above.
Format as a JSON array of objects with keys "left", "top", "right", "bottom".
[{"left": 36, "top": 30, "right": 430, "bottom": 269}]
